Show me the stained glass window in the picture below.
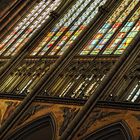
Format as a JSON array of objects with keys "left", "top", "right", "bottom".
[
  {"left": 114, "top": 19, "right": 140, "bottom": 54},
  {"left": 80, "top": 0, "right": 139, "bottom": 55},
  {"left": 104, "top": 7, "right": 140, "bottom": 54},
  {"left": 0, "top": 0, "right": 62, "bottom": 56},
  {"left": 127, "top": 83, "right": 139, "bottom": 102},
  {"left": 30, "top": 0, "right": 108, "bottom": 56}
]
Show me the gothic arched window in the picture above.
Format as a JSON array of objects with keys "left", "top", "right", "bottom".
[
  {"left": 0, "top": 0, "right": 62, "bottom": 56},
  {"left": 80, "top": 0, "right": 140, "bottom": 55},
  {"left": 6, "top": 114, "right": 56, "bottom": 140},
  {"left": 30, "top": 0, "right": 108, "bottom": 56},
  {"left": 84, "top": 121, "right": 133, "bottom": 140}
]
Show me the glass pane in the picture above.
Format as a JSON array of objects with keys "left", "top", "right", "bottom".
[
  {"left": 30, "top": 0, "right": 108, "bottom": 56},
  {"left": 104, "top": 7, "right": 140, "bottom": 54},
  {"left": 80, "top": 0, "right": 139, "bottom": 55},
  {"left": 0, "top": 0, "right": 62, "bottom": 56}
]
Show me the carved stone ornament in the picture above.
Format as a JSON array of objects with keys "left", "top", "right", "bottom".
[
  {"left": 17, "top": 104, "right": 51, "bottom": 125},
  {"left": 78, "top": 109, "right": 121, "bottom": 137},
  {"left": 59, "top": 107, "right": 79, "bottom": 136}
]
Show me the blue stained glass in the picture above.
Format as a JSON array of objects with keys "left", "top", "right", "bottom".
[
  {"left": 80, "top": 0, "right": 139, "bottom": 55},
  {"left": 91, "top": 40, "right": 98, "bottom": 45}
]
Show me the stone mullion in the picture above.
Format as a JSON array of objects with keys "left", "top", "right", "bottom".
[
  {"left": 19, "top": 62, "right": 47, "bottom": 94},
  {"left": 6, "top": 76, "right": 23, "bottom": 93},
  {"left": 65, "top": 76, "right": 84, "bottom": 98},
  {"left": 116, "top": 78, "right": 134, "bottom": 101},
  {"left": 72, "top": 64, "right": 97, "bottom": 98},
  {"left": 104, "top": 44, "right": 140, "bottom": 99},
  {"left": 113, "top": 78, "right": 132, "bottom": 101},
  {"left": 87, "top": 75, "right": 104, "bottom": 97},
  {"left": 0, "top": 0, "right": 122, "bottom": 138},
  {"left": 0, "top": 0, "right": 36, "bottom": 39},
  {"left": 101, "top": 74, "right": 126, "bottom": 100},
  {"left": 60, "top": 33, "right": 140, "bottom": 140},
  {"left": 11, "top": 75, "right": 28, "bottom": 94},
  {"left": 12, "top": 64, "right": 36, "bottom": 92},
  {"left": 119, "top": 78, "right": 136, "bottom": 101},
  {"left": 0, "top": 74, "right": 15, "bottom": 92},
  {"left": 54, "top": 1, "right": 103, "bottom": 56},
  {"left": 68, "top": 75, "right": 91, "bottom": 98},
  {"left": 99, "top": 1, "right": 140, "bottom": 55},
  {"left": 28, "top": 63, "right": 53, "bottom": 94},
  {"left": 118, "top": 73, "right": 140, "bottom": 102},
  {"left": 52, "top": 73, "right": 74, "bottom": 95},
  {"left": 135, "top": 96, "right": 140, "bottom": 103},
  {"left": 87, "top": 0, "right": 133, "bottom": 55},
  {"left": 3, "top": 74, "right": 21, "bottom": 92},
  {"left": 135, "top": 86, "right": 140, "bottom": 103},
  {"left": 54, "top": 74, "right": 74, "bottom": 97},
  {"left": 0, "top": 0, "right": 73, "bottom": 84},
  {"left": 0, "top": 0, "right": 22, "bottom": 22},
  {"left": 43, "top": 0, "right": 94, "bottom": 56},
  {"left": 50, "top": 75, "right": 69, "bottom": 96},
  {"left": 36, "top": 0, "right": 87, "bottom": 56},
  {"left": 6, "top": 73, "right": 25, "bottom": 93},
  {"left": 80, "top": 75, "right": 97, "bottom": 98},
  {"left": 2, "top": 0, "right": 55, "bottom": 56},
  {"left": 17, "top": 76, "right": 32, "bottom": 93},
  {"left": 10, "top": 63, "right": 37, "bottom": 93},
  {"left": 1, "top": 63, "right": 29, "bottom": 93},
  {"left": 129, "top": 83, "right": 140, "bottom": 101},
  {"left": 67, "top": 75, "right": 85, "bottom": 98},
  {"left": 74, "top": 61, "right": 111, "bottom": 98},
  {"left": 40, "top": 62, "right": 76, "bottom": 95},
  {"left": 65, "top": 64, "right": 91, "bottom": 97}
]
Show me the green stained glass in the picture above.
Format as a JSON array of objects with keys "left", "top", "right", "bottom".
[
  {"left": 103, "top": 6, "right": 140, "bottom": 54},
  {"left": 30, "top": 0, "right": 108, "bottom": 56},
  {"left": 80, "top": 0, "right": 138, "bottom": 55}
]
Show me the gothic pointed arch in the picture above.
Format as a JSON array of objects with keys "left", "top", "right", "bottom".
[
  {"left": 84, "top": 120, "right": 133, "bottom": 140},
  {"left": 5, "top": 113, "right": 57, "bottom": 140}
]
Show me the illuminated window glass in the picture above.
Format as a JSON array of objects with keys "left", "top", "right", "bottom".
[
  {"left": 127, "top": 82, "right": 140, "bottom": 102},
  {"left": 103, "top": 7, "right": 140, "bottom": 54},
  {"left": 31, "top": 0, "right": 108, "bottom": 56},
  {"left": 114, "top": 19, "right": 140, "bottom": 54},
  {"left": 80, "top": 0, "right": 138, "bottom": 55},
  {"left": 0, "top": 0, "right": 62, "bottom": 56}
]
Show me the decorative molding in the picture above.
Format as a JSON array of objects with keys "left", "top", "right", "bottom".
[
  {"left": 83, "top": 121, "right": 133, "bottom": 140},
  {"left": 133, "top": 114, "right": 140, "bottom": 121},
  {"left": 78, "top": 109, "right": 121, "bottom": 137},
  {"left": 17, "top": 104, "right": 51, "bottom": 125},
  {"left": 1, "top": 95, "right": 140, "bottom": 110},
  {"left": 97, "top": 101, "right": 140, "bottom": 111},
  {"left": 6, "top": 114, "right": 56, "bottom": 140},
  {"left": 132, "top": 114, "right": 140, "bottom": 130},
  {"left": 59, "top": 107, "right": 79, "bottom": 136},
  {"left": 126, "top": 59, "right": 140, "bottom": 79},
  {"left": 0, "top": 101, "right": 19, "bottom": 125}
]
